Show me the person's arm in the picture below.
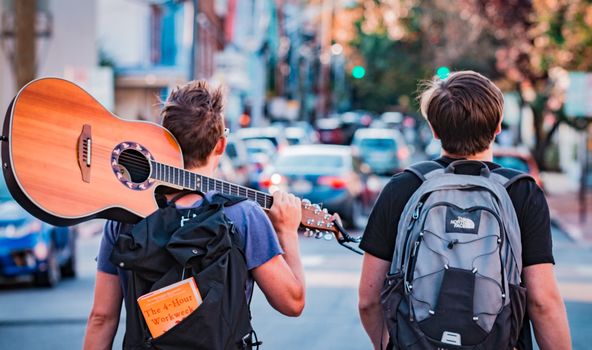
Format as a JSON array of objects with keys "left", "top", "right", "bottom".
[
  {"left": 252, "top": 191, "right": 305, "bottom": 317},
  {"left": 83, "top": 271, "right": 123, "bottom": 350},
  {"left": 359, "top": 253, "right": 390, "bottom": 349},
  {"left": 523, "top": 263, "right": 571, "bottom": 350}
]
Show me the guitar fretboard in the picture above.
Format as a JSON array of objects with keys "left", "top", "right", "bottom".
[{"left": 150, "top": 161, "right": 273, "bottom": 209}]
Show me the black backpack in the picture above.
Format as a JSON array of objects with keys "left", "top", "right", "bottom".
[{"left": 109, "top": 192, "right": 260, "bottom": 350}]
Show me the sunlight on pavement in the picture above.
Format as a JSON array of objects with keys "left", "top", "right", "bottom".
[{"left": 306, "top": 271, "right": 359, "bottom": 288}]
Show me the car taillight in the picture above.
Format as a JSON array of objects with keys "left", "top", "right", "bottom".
[
  {"left": 260, "top": 173, "right": 283, "bottom": 189},
  {"left": 318, "top": 176, "right": 347, "bottom": 189},
  {"left": 259, "top": 178, "right": 271, "bottom": 188},
  {"left": 398, "top": 147, "right": 410, "bottom": 160}
]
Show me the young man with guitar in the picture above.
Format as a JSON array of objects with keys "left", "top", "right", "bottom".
[
  {"left": 83, "top": 81, "right": 305, "bottom": 349},
  {"left": 358, "top": 71, "right": 570, "bottom": 349}
]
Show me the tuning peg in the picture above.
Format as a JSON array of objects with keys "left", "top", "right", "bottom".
[
  {"left": 322, "top": 208, "right": 328, "bottom": 213},
  {"left": 302, "top": 199, "right": 311, "bottom": 208},
  {"left": 304, "top": 228, "right": 313, "bottom": 238},
  {"left": 323, "top": 232, "right": 333, "bottom": 241},
  {"left": 314, "top": 230, "right": 323, "bottom": 239}
]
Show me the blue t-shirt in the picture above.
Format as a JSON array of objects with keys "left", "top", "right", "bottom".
[{"left": 96, "top": 191, "right": 283, "bottom": 300}]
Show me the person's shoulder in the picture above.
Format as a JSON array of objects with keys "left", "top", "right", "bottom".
[{"left": 383, "top": 168, "right": 424, "bottom": 193}]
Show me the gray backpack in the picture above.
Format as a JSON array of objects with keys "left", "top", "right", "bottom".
[{"left": 381, "top": 160, "right": 530, "bottom": 349}]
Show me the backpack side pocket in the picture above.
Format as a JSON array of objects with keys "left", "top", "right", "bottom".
[{"left": 381, "top": 272, "right": 405, "bottom": 344}]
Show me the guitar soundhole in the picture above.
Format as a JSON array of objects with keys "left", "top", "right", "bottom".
[{"left": 118, "top": 149, "right": 151, "bottom": 183}]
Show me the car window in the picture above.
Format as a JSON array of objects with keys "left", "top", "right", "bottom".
[
  {"left": 275, "top": 154, "right": 345, "bottom": 171},
  {"left": 359, "top": 138, "right": 397, "bottom": 150},
  {"left": 226, "top": 143, "right": 238, "bottom": 158},
  {"left": 493, "top": 156, "right": 530, "bottom": 173},
  {"left": 0, "top": 174, "right": 13, "bottom": 201}
]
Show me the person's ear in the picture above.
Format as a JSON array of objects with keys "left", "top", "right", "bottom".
[
  {"left": 213, "top": 136, "right": 226, "bottom": 156},
  {"left": 428, "top": 123, "right": 440, "bottom": 140},
  {"left": 495, "top": 120, "right": 502, "bottom": 135}
]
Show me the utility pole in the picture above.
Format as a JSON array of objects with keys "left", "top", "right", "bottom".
[
  {"left": 189, "top": 0, "right": 199, "bottom": 80},
  {"left": 14, "top": 0, "right": 37, "bottom": 90}
]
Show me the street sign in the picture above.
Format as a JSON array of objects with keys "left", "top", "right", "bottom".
[{"left": 565, "top": 72, "right": 592, "bottom": 118}]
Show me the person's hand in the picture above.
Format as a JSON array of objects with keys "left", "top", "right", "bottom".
[{"left": 269, "top": 191, "right": 302, "bottom": 236}]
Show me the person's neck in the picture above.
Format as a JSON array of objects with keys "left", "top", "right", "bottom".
[
  {"left": 442, "top": 147, "right": 493, "bottom": 162},
  {"left": 165, "top": 163, "right": 217, "bottom": 206}
]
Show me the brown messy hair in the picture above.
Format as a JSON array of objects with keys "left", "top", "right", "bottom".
[
  {"left": 418, "top": 71, "right": 504, "bottom": 156},
  {"left": 160, "top": 80, "right": 225, "bottom": 168}
]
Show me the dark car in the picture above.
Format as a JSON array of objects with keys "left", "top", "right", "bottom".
[
  {"left": 0, "top": 173, "right": 76, "bottom": 287},
  {"left": 316, "top": 117, "right": 346, "bottom": 145},
  {"left": 259, "top": 145, "right": 375, "bottom": 228}
]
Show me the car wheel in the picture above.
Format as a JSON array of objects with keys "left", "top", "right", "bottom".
[
  {"left": 34, "top": 246, "right": 61, "bottom": 287},
  {"left": 61, "top": 237, "right": 77, "bottom": 278},
  {"left": 61, "top": 254, "right": 76, "bottom": 278}
]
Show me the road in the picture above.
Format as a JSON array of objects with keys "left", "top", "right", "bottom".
[{"left": 0, "top": 223, "right": 590, "bottom": 349}]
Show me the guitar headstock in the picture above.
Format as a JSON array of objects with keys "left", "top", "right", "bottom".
[{"left": 300, "top": 199, "right": 339, "bottom": 240}]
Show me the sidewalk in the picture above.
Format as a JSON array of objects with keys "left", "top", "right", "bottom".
[{"left": 542, "top": 172, "right": 592, "bottom": 243}]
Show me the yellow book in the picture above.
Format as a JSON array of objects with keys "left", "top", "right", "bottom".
[{"left": 137, "top": 277, "right": 203, "bottom": 338}]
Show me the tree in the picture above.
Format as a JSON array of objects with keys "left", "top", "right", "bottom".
[
  {"left": 465, "top": 0, "right": 592, "bottom": 169},
  {"left": 343, "top": 0, "right": 500, "bottom": 113}
]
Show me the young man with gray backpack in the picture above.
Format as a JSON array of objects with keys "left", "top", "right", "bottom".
[{"left": 359, "top": 71, "right": 571, "bottom": 350}]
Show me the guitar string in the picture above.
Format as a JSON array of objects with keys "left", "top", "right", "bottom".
[{"left": 113, "top": 150, "right": 274, "bottom": 207}]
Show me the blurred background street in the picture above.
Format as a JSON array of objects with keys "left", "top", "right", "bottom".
[{"left": 1, "top": 0, "right": 592, "bottom": 349}]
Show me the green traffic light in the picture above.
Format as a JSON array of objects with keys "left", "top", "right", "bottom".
[
  {"left": 352, "top": 66, "right": 366, "bottom": 79},
  {"left": 436, "top": 66, "right": 450, "bottom": 79}
]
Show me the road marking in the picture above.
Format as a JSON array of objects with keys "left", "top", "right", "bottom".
[
  {"left": 558, "top": 282, "right": 592, "bottom": 303},
  {"left": 301, "top": 255, "right": 325, "bottom": 267},
  {"left": 305, "top": 271, "right": 359, "bottom": 288}
]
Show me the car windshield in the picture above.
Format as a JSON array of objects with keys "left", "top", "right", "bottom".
[
  {"left": 275, "top": 153, "right": 345, "bottom": 172},
  {"left": 493, "top": 156, "right": 529, "bottom": 173},
  {"left": 359, "top": 138, "right": 396, "bottom": 150},
  {"left": 242, "top": 136, "right": 278, "bottom": 147}
]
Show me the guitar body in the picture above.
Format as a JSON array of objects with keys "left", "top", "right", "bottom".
[{"left": 2, "top": 78, "right": 184, "bottom": 226}]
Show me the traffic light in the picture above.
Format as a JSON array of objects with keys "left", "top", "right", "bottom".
[
  {"left": 352, "top": 66, "right": 366, "bottom": 79},
  {"left": 436, "top": 66, "right": 451, "bottom": 79}
]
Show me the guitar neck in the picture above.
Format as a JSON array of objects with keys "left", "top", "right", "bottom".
[{"left": 150, "top": 161, "right": 273, "bottom": 209}]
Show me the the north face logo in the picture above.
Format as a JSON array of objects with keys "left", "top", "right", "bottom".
[{"left": 450, "top": 216, "right": 475, "bottom": 229}]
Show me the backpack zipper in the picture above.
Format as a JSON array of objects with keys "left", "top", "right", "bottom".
[{"left": 401, "top": 201, "right": 423, "bottom": 277}]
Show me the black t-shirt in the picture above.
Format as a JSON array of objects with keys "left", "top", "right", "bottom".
[{"left": 360, "top": 156, "right": 555, "bottom": 267}]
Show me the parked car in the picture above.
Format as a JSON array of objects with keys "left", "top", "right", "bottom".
[
  {"left": 340, "top": 111, "right": 373, "bottom": 144},
  {"left": 316, "top": 117, "right": 345, "bottom": 145},
  {"left": 284, "top": 126, "right": 316, "bottom": 145},
  {"left": 0, "top": 173, "right": 76, "bottom": 287},
  {"left": 380, "top": 111, "right": 404, "bottom": 129},
  {"left": 493, "top": 146, "right": 544, "bottom": 188},
  {"left": 224, "top": 135, "right": 251, "bottom": 187},
  {"left": 424, "top": 138, "right": 442, "bottom": 160},
  {"left": 244, "top": 139, "right": 276, "bottom": 189},
  {"left": 259, "top": 145, "right": 375, "bottom": 228},
  {"left": 236, "top": 127, "right": 289, "bottom": 152},
  {"left": 351, "top": 128, "right": 411, "bottom": 175}
]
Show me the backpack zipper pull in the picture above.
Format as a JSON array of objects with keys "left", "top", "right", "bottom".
[{"left": 407, "top": 202, "right": 424, "bottom": 230}]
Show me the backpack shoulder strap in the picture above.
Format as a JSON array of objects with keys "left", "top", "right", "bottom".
[
  {"left": 404, "top": 160, "right": 444, "bottom": 182},
  {"left": 491, "top": 167, "right": 535, "bottom": 189},
  {"left": 210, "top": 192, "right": 248, "bottom": 207}
]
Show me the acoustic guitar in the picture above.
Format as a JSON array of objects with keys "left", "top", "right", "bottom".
[{"left": 1, "top": 77, "right": 354, "bottom": 243}]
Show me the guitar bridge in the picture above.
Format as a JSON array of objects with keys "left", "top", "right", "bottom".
[{"left": 77, "top": 124, "right": 92, "bottom": 183}]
